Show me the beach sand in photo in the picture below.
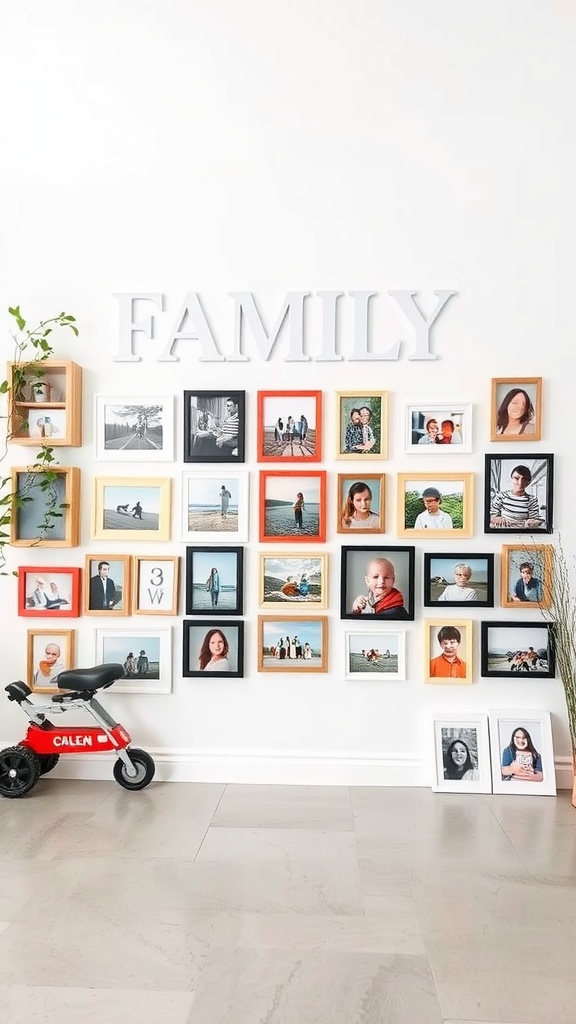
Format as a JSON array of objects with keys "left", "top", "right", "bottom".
[
  {"left": 103, "top": 509, "right": 159, "bottom": 531},
  {"left": 188, "top": 509, "right": 239, "bottom": 533},
  {"left": 260, "top": 655, "right": 322, "bottom": 669}
]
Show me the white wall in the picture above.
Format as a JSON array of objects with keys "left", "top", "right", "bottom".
[{"left": 0, "top": 0, "right": 573, "bottom": 785}]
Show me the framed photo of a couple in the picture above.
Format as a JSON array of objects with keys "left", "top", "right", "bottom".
[
  {"left": 256, "top": 391, "right": 322, "bottom": 462},
  {"left": 336, "top": 392, "right": 388, "bottom": 460},
  {"left": 18, "top": 566, "right": 82, "bottom": 618},
  {"left": 183, "top": 391, "right": 245, "bottom": 463},
  {"left": 405, "top": 403, "right": 473, "bottom": 453}
]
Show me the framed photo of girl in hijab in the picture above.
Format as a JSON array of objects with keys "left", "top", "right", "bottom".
[
  {"left": 490, "top": 377, "right": 542, "bottom": 442},
  {"left": 431, "top": 713, "right": 492, "bottom": 793}
]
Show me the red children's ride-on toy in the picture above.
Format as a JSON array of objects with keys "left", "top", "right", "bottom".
[{"left": 0, "top": 663, "right": 155, "bottom": 798}]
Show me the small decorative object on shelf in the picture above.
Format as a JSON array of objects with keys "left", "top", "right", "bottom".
[{"left": 8, "top": 359, "right": 82, "bottom": 447}]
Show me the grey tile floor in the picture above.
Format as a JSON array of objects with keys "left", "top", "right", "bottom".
[{"left": 1, "top": 779, "right": 575, "bottom": 1024}]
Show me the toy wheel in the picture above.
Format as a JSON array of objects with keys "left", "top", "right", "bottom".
[
  {"left": 0, "top": 745, "right": 41, "bottom": 798},
  {"left": 113, "top": 748, "right": 155, "bottom": 791},
  {"left": 37, "top": 754, "right": 60, "bottom": 776}
]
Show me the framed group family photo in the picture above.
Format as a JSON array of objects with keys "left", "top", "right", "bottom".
[
  {"left": 336, "top": 474, "right": 385, "bottom": 535},
  {"left": 258, "top": 552, "right": 328, "bottom": 608},
  {"left": 256, "top": 390, "right": 322, "bottom": 462},
  {"left": 397, "top": 473, "right": 474, "bottom": 539},
  {"left": 344, "top": 629, "right": 406, "bottom": 681},
  {"left": 490, "top": 377, "right": 542, "bottom": 442},
  {"left": 425, "top": 619, "right": 473, "bottom": 685},
  {"left": 405, "top": 403, "right": 473, "bottom": 452},
  {"left": 336, "top": 391, "right": 388, "bottom": 460},
  {"left": 500, "top": 544, "right": 552, "bottom": 609},
  {"left": 185, "top": 546, "right": 243, "bottom": 616},
  {"left": 94, "top": 395, "right": 175, "bottom": 461},
  {"left": 431, "top": 713, "right": 492, "bottom": 793},
  {"left": 183, "top": 390, "right": 245, "bottom": 463},
  {"left": 259, "top": 471, "right": 326, "bottom": 543},
  {"left": 340, "top": 545, "right": 415, "bottom": 621},
  {"left": 484, "top": 455, "right": 554, "bottom": 534},
  {"left": 92, "top": 477, "right": 171, "bottom": 542},
  {"left": 18, "top": 566, "right": 82, "bottom": 618},
  {"left": 423, "top": 553, "right": 494, "bottom": 608},
  {"left": 480, "top": 621, "right": 555, "bottom": 678},
  {"left": 488, "top": 710, "right": 555, "bottom": 796},
  {"left": 182, "top": 620, "right": 245, "bottom": 678},
  {"left": 258, "top": 615, "right": 328, "bottom": 672},
  {"left": 181, "top": 471, "right": 249, "bottom": 543}
]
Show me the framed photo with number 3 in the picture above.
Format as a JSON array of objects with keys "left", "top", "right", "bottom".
[{"left": 133, "top": 556, "right": 179, "bottom": 615}]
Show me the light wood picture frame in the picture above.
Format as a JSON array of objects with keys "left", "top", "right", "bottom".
[
  {"left": 336, "top": 391, "right": 388, "bottom": 460},
  {"left": 425, "top": 619, "right": 473, "bottom": 685},
  {"left": 84, "top": 555, "right": 132, "bottom": 616},
  {"left": 133, "top": 555, "right": 180, "bottom": 615},
  {"left": 27, "top": 628, "right": 74, "bottom": 694},
  {"left": 500, "top": 544, "right": 552, "bottom": 610},
  {"left": 258, "top": 552, "right": 328, "bottom": 609},
  {"left": 92, "top": 477, "right": 171, "bottom": 542},
  {"left": 490, "top": 377, "right": 542, "bottom": 442},
  {"left": 336, "top": 474, "right": 385, "bottom": 535},
  {"left": 94, "top": 394, "right": 175, "bottom": 461},
  {"left": 10, "top": 467, "right": 80, "bottom": 548},
  {"left": 258, "top": 615, "right": 328, "bottom": 672},
  {"left": 397, "top": 472, "right": 474, "bottom": 539}
]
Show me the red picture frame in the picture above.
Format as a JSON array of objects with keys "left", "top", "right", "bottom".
[
  {"left": 259, "top": 471, "right": 327, "bottom": 543},
  {"left": 18, "top": 566, "right": 82, "bottom": 618},
  {"left": 256, "top": 391, "right": 322, "bottom": 463}
]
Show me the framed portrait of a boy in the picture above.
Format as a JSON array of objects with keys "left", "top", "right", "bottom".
[
  {"left": 340, "top": 546, "right": 415, "bottom": 622},
  {"left": 490, "top": 377, "right": 542, "bottom": 442},
  {"left": 423, "top": 553, "right": 494, "bottom": 608},
  {"left": 398, "top": 473, "right": 474, "bottom": 539},
  {"left": 256, "top": 391, "right": 322, "bottom": 462},
  {"left": 481, "top": 621, "right": 555, "bottom": 678},
  {"left": 183, "top": 390, "right": 245, "bottom": 463},
  {"left": 484, "top": 455, "right": 554, "bottom": 535},
  {"left": 405, "top": 403, "right": 473, "bottom": 453},
  {"left": 501, "top": 544, "right": 552, "bottom": 610},
  {"left": 336, "top": 391, "right": 388, "bottom": 460},
  {"left": 425, "top": 619, "right": 473, "bottom": 685},
  {"left": 488, "top": 710, "right": 555, "bottom": 796},
  {"left": 336, "top": 474, "right": 385, "bottom": 535},
  {"left": 431, "top": 714, "right": 492, "bottom": 793},
  {"left": 345, "top": 629, "right": 406, "bottom": 681}
]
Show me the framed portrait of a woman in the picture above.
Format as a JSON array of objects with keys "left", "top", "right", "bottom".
[
  {"left": 490, "top": 378, "right": 542, "bottom": 442},
  {"left": 431, "top": 713, "right": 492, "bottom": 793},
  {"left": 182, "top": 620, "right": 244, "bottom": 678},
  {"left": 488, "top": 710, "right": 555, "bottom": 796}
]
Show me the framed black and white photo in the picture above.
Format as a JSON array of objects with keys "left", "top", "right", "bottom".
[
  {"left": 345, "top": 629, "right": 406, "bottom": 680},
  {"left": 94, "top": 395, "right": 175, "bottom": 461},
  {"left": 182, "top": 620, "right": 245, "bottom": 678},
  {"left": 484, "top": 454, "right": 554, "bottom": 534},
  {"left": 340, "top": 546, "right": 415, "bottom": 621},
  {"left": 185, "top": 546, "right": 243, "bottom": 616},
  {"left": 423, "top": 553, "right": 494, "bottom": 608},
  {"left": 405, "top": 403, "right": 473, "bottom": 453},
  {"left": 431, "top": 713, "right": 492, "bottom": 793},
  {"left": 481, "top": 621, "right": 555, "bottom": 678},
  {"left": 183, "top": 390, "right": 245, "bottom": 463},
  {"left": 489, "top": 710, "right": 556, "bottom": 796}
]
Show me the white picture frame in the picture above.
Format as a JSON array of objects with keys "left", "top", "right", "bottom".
[
  {"left": 95, "top": 627, "right": 172, "bottom": 694},
  {"left": 488, "top": 709, "right": 556, "bottom": 796},
  {"left": 181, "top": 471, "right": 249, "bottom": 543},
  {"left": 94, "top": 395, "right": 175, "bottom": 462},
  {"left": 344, "top": 630, "right": 406, "bottom": 680},
  {"left": 405, "top": 403, "right": 473, "bottom": 453},
  {"left": 431, "top": 713, "right": 492, "bottom": 794}
]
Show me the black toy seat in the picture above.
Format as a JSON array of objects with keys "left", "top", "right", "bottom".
[{"left": 55, "top": 664, "right": 125, "bottom": 692}]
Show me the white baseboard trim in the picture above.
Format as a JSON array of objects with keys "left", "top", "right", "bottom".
[{"left": 1, "top": 744, "right": 572, "bottom": 789}]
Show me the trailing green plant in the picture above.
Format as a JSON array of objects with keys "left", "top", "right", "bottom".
[{"left": 0, "top": 305, "right": 78, "bottom": 575}]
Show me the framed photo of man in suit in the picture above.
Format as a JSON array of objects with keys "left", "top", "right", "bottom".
[{"left": 84, "top": 555, "right": 132, "bottom": 616}]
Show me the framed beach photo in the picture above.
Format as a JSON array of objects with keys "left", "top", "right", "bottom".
[
  {"left": 18, "top": 566, "right": 81, "bottom": 618},
  {"left": 484, "top": 455, "right": 554, "bottom": 535},
  {"left": 336, "top": 391, "right": 388, "bottom": 460},
  {"left": 425, "top": 619, "right": 473, "bottom": 685},
  {"left": 92, "top": 477, "right": 171, "bottom": 542},
  {"left": 481, "top": 621, "right": 555, "bottom": 678},
  {"left": 27, "top": 628, "right": 74, "bottom": 694},
  {"left": 182, "top": 620, "right": 244, "bottom": 679},
  {"left": 256, "top": 390, "right": 322, "bottom": 462},
  {"left": 181, "top": 471, "right": 249, "bottom": 543},
  {"left": 336, "top": 474, "right": 385, "bottom": 535},
  {"left": 258, "top": 615, "right": 328, "bottom": 672},
  {"left": 259, "top": 552, "right": 328, "bottom": 609},
  {"left": 431, "top": 713, "right": 492, "bottom": 793},
  {"left": 405, "top": 403, "right": 473, "bottom": 453},
  {"left": 94, "top": 395, "right": 175, "bottom": 461},
  {"left": 489, "top": 710, "right": 556, "bottom": 796},
  {"left": 345, "top": 629, "right": 406, "bottom": 681},
  {"left": 340, "top": 545, "right": 415, "bottom": 621},
  {"left": 501, "top": 544, "right": 552, "bottom": 610},
  {"left": 423, "top": 553, "right": 494, "bottom": 608},
  {"left": 185, "top": 546, "right": 243, "bottom": 616},
  {"left": 490, "top": 377, "right": 542, "bottom": 442},
  {"left": 397, "top": 473, "right": 474, "bottom": 539},
  {"left": 259, "top": 470, "right": 326, "bottom": 543},
  {"left": 10, "top": 466, "right": 80, "bottom": 548},
  {"left": 95, "top": 627, "right": 172, "bottom": 693},
  {"left": 84, "top": 555, "right": 132, "bottom": 616},
  {"left": 183, "top": 390, "right": 245, "bottom": 463},
  {"left": 133, "top": 556, "right": 180, "bottom": 615}
]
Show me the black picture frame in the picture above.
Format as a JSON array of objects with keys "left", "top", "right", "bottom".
[
  {"left": 484, "top": 454, "right": 554, "bottom": 535},
  {"left": 340, "top": 545, "right": 415, "bottom": 621},
  {"left": 185, "top": 546, "right": 244, "bottom": 616},
  {"left": 182, "top": 619, "right": 245, "bottom": 678},
  {"left": 183, "top": 390, "right": 245, "bottom": 463},
  {"left": 480, "top": 620, "right": 555, "bottom": 678},
  {"left": 423, "top": 553, "right": 494, "bottom": 608}
]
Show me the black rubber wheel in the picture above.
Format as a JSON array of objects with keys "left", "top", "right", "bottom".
[
  {"left": 113, "top": 748, "right": 155, "bottom": 791},
  {"left": 0, "top": 745, "right": 41, "bottom": 798},
  {"left": 37, "top": 753, "right": 60, "bottom": 776}
]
